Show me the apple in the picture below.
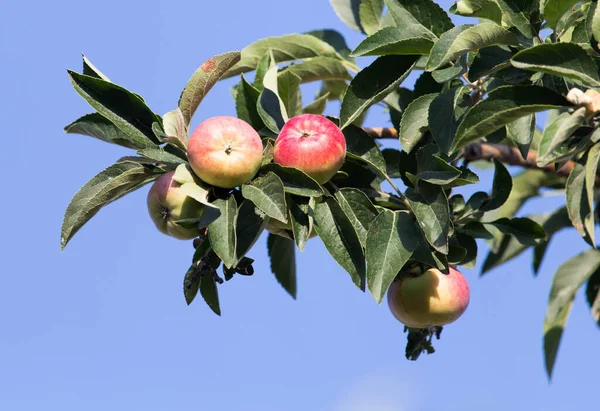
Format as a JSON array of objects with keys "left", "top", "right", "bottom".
[
  {"left": 187, "top": 116, "right": 263, "bottom": 188},
  {"left": 273, "top": 114, "right": 346, "bottom": 184},
  {"left": 266, "top": 218, "right": 318, "bottom": 240},
  {"left": 387, "top": 267, "right": 470, "bottom": 328},
  {"left": 147, "top": 170, "right": 205, "bottom": 240}
]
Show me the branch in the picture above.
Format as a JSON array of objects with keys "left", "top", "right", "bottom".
[{"left": 363, "top": 127, "right": 600, "bottom": 185}]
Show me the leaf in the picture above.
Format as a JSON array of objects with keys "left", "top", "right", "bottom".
[
  {"left": 258, "top": 64, "right": 288, "bottom": 133},
  {"left": 224, "top": 34, "right": 344, "bottom": 78},
  {"left": 335, "top": 188, "right": 380, "bottom": 246},
  {"left": 82, "top": 54, "right": 110, "bottom": 81},
  {"left": 366, "top": 210, "right": 418, "bottom": 303},
  {"left": 137, "top": 147, "right": 186, "bottom": 164},
  {"left": 541, "top": 0, "right": 581, "bottom": 30},
  {"left": 178, "top": 51, "right": 241, "bottom": 126},
  {"left": 61, "top": 161, "right": 161, "bottom": 249},
  {"left": 511, "top": 43, "right": 600, "bottom": 87},
  {"left": 494, "top": 0, "right": 536, "bottom": 38},
  {"left": 241, "top": 172, "right": 287, "bottom": 223},
  {"left": 267, "top": 234, "right": 297, "bottom": 298},
  {"left": 468, "top": 46, "right": 513, "bottom": 82},
  {"left": 162, "top": 108, "right": 188, "bottom": 148},
  {"left": 431, "top": 54, "right": 468, "bottom": 83},
  {"left": 260, "top": 164, "right": 323, "bottom": 197},
  {"left": 183, "top": 264, "right": 201, "bottom": 305},
  {"left": 359, "top": 0, "right": 385, "bottom": 35},
  {"left": 384, "top": 0, "right": 454, "bottom": 38},
  {"left": 208, "top": 196, "right": 238, "bottom": 269},
  {"left": 544, "top": 250, "right": 600, "bottom": 378},
  {"left": 339, "top": 55, "right": 418, "bottom": 129},
  {"left": 64, "top": 113, "right": 143, "bottom": 149},
  {"left": 450, "top": 0, "right": 503, "bottom": 24},
  {"left": 338, "top": 121, "right": 387, "bottom": 171},
  {"left": 235, "top": 75, "right": 264, "bottom": 130},
  {"left": 330, "top": 0, "right": 363, "bottom": 32},
  {"left": 303, "top": 93, "right": 330, "bottom": 115},
  {"left": 427, "top": 24, "right": 518, "bottom": 71},
  {"left": 67, "top": 71, "right": 161, "bottom": 148},
  {"left": 481, "top": 159, "right": 512, "bottom": 212},
  {"left": 506, "top": 114, "right": 535, "bottom": 158},
  {"left": 399, "top": 93, "right": 438, "bottom": 153},
  {"left": 415, "top": 156, "right": 463, "bottom": 185},
  {"left": 536, "top": 108, "right": 590, "bottom": 166},
  {"left": 452, "top": 86, "right": 569, "bottom": 151},
  {"left": 351, "top": 27, "right": 434, "bottom": 57},
  {"left": 305, "top": 29, "right": 355, "bottom": 61},
  {"left": 277, "top": 70, "right": 303, "bottom": 118},
  {"left": 486, "top": 217, "right": 547, "bottom": 246},
  {"left": 585, "top": 270, "right": 600, "bottom": 326},
  {"left": 236, "top": 199, "right": 269, "bottom": 260},
  {"left": 200, "top": 271, "right": 221, "bottom": 316},
  {"left": 428, "top": 86, "right": 472, "bottom": 154},
  {"left": 313, "top": 197, "right": 366, "bottom": 289},
  {"left": 405, "top": 183, "right": 450, "bottom": 254},
  {"left": 566, "top": 155, "right": 594, "bottom": 246},
  {"left": 585, "top": 143, "right": 600, "bottom": 246},
  {"left": 288, "top": 195, "right": 315, "bottom": 251},
  {"left": 282, "top": 57, "right": 352, "bottom": 83}
]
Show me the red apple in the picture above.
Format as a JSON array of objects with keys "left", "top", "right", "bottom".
[
  {"left": 147, "top": 170, "right": 205, "bottom": 240},
  {"left": 273, "top": 114, "right": 346, "bottom": 184},
  {"left": 387, "top": 267, "right": 470, "bottom": 328},
  {"left": 187, "top": 116, "right": 263, "bottom": 188}
]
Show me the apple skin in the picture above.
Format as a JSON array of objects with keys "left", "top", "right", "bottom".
[
  {"left": 187, "top": 116, "right": 263, "bottom": 188},
  {"left": 273, "top": 114, "right": 346, "bottom": 184},
  {"left": 147, "top": 170, "right": 205, "bottom": 240},
  {"left": 387, "top": 267, "right": 470, "bottom": 328},
  {"left": 266, "top": 218, "right": 318, "bottom": 240}
]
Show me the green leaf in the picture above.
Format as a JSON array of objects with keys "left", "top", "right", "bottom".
[
  {"left": 452, "top": 86, "right": 569, "bottom": 151},
  {"left": 366, "top": 210, "right": 418, "bottom": 303},
  {"left": 450, "top": 0, "right": 503, "bottom": 24},
  {"left": 335, "top": 188, "right": 380, "bottom": 246},
  {"left": 585, "top": 143, "right": 600, "bottom": 246},
  {"left": 61, "top": 161, "right": 161, "bottom": 250},
  {"left": 536, "top": 108, "right": 591, "bottom": 167},
  {"left": 468, "top": 46, "right": 513, "bottom": 82},
  {"left": 544, "top": 249, "right": 600, "bottom": 378},
  {"left": 82, "top": 54, "right": 110, "bottom": 81},
  {"left": 200, "top": 271, "right": 221, "bottom": 316},
  {"left": 431, "top": 54, "right": 468, "bottom": 83},
  {"left": 267, "top": 234, "right": 297, "bottom": 298},
  {"left": 587, "top": 0, "right": 600, "bottom": 43},
  {"left": 282, "top": 57, "right": 352, "bottom": 83},
  {"left": 511, "top": 43, "right": 600, "bottom": 87},
  {"left": 541, "top": 0, "right": 581, "bottom": 30},
  {"left": 313, "top": 197, "right": 366, "bottom": 289},
  {"left": 162, "top": 108, "right": 188, "bottom": 148},
  {"left": 305, "top": 29, "right": 355, "bottom": 61},
  {"left": 178, "top": 51, "right": 241, "bottom": 126},
  {"left": 261, "top": 164, "right": 324, "bottom": 197},
  {"left": 359, "top": 0, "right": 385, "bottom": 35},
  {"left": 236, "top": 199, "right": 268, "bottom": 259},
  {"left": 258, "top": 64, "right": 289, "bottom": 133},
  {"left": 340, "top": 55, "right": 418, "bottom": 129},
  {"left": 235, "top": 75, "right": 264, "bottom": 130},
  {"left": 406, "top": 183, "right": 450, "bottom": 254},
  {"left": 494, "top": 0, "right": 536, "bottom": 38},
  {"left": 399, "top": 93, "right": 438, "bottom": 153},
  {"left": 67, "top": 71, "right": 161, "bottom": 148},
  {"left": 64, "top": 113, "right": 145, "bottom": 149},
  {"left": 428, "top": 86, "right": 472, "bottom": 154},
  {"left": 506, "top": 114, "right": 535, "bottom": 159},
  {"left": 351, "top": 27, "right": 434, "bottom": 57},
  {"left": 183, "top": 264, "right": 201, "bottom": 305},
  {"left": 585, "top": 270, "right": 600, "bottom": 326},
  {"left": 330, "top": 0, "right": 363, "bottom": 32},
  {"left": 426, "top": 23, "right": 519, "bottom": 71},
  {"left": 415, "top": 156, "right": 463, "bottom": 185},
  {"left": 224, "top": 34, "right": 344, "bottom": 78},
  {"left": 137, "top": 147, "right": 186, "bottom": 164},
  {"left": 241, "top": 172, "right": 287, "bottom": 223},
  {"left": 384, "top": 0, "right": 454, "bottom": 38},
  {"left": 303, "top": 93, "right": 330, "bottom": 115},
  {"left": 566, "top": 154, "right": 594, "bottom": 246},
  {"left": 288, "top": 195, "right": 315, "bottom": 252},
  {"left": 486, "top": 217, "right": 547, "bottom": 246},
  {"left": 277, "top": 70, "right": 303, "bottom": 118},
  {"left": 481, "top": 159, "right": 512, "bottom": 212},
  {"left": 208, "top": 196, "right": 238, "bottom": 269},
  {"left": 339, "top": 121, "right": 387, "bottom": 171}
]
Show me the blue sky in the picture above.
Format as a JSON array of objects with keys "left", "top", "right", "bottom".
[{"left": 1, "top": 0, "right": 598, "bottom": 409}]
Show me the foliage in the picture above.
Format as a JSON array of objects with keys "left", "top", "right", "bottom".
[{"left": 61, "top": 0, "right": 600, "bottom": 379}]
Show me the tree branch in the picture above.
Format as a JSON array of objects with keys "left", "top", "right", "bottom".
[{"left": 363, "top": 127, "right": 600, "bottom": 185}]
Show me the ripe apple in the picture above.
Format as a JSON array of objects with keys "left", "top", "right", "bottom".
[
  {"left": 387, "top": 267, "right": 470, "bottom": 328},
  {"left": 273, "top": 114, "right": 346, "bottom": 184},
  {"left": 147, "top": 170, "right": 205, "bottom": 240},
  {"left": 187, "top": 116, "right": 263, "bottom": 188},
  {"left": 266, "top": 218, "right": 318, "bottom": 240}
]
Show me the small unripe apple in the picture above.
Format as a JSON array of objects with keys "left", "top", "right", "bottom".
[
  {"left": 387, "top": 267, "right": 470, "bottom": 328},
  {"left": 147, "top": 171, "right": 204, "bottom": 240},
  {"left": 187, "top": 116, "right": 263, "bottom": 188},
  {"left": 273, "top": 114, "right": 346, "bottom": 184},
  {"left": 265, "top": 218, "right": 318, "bottom": 240}
]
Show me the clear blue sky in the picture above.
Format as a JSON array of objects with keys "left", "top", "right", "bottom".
[{"left": 1, "top": 0, "right": 598, "bottom": 410}]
